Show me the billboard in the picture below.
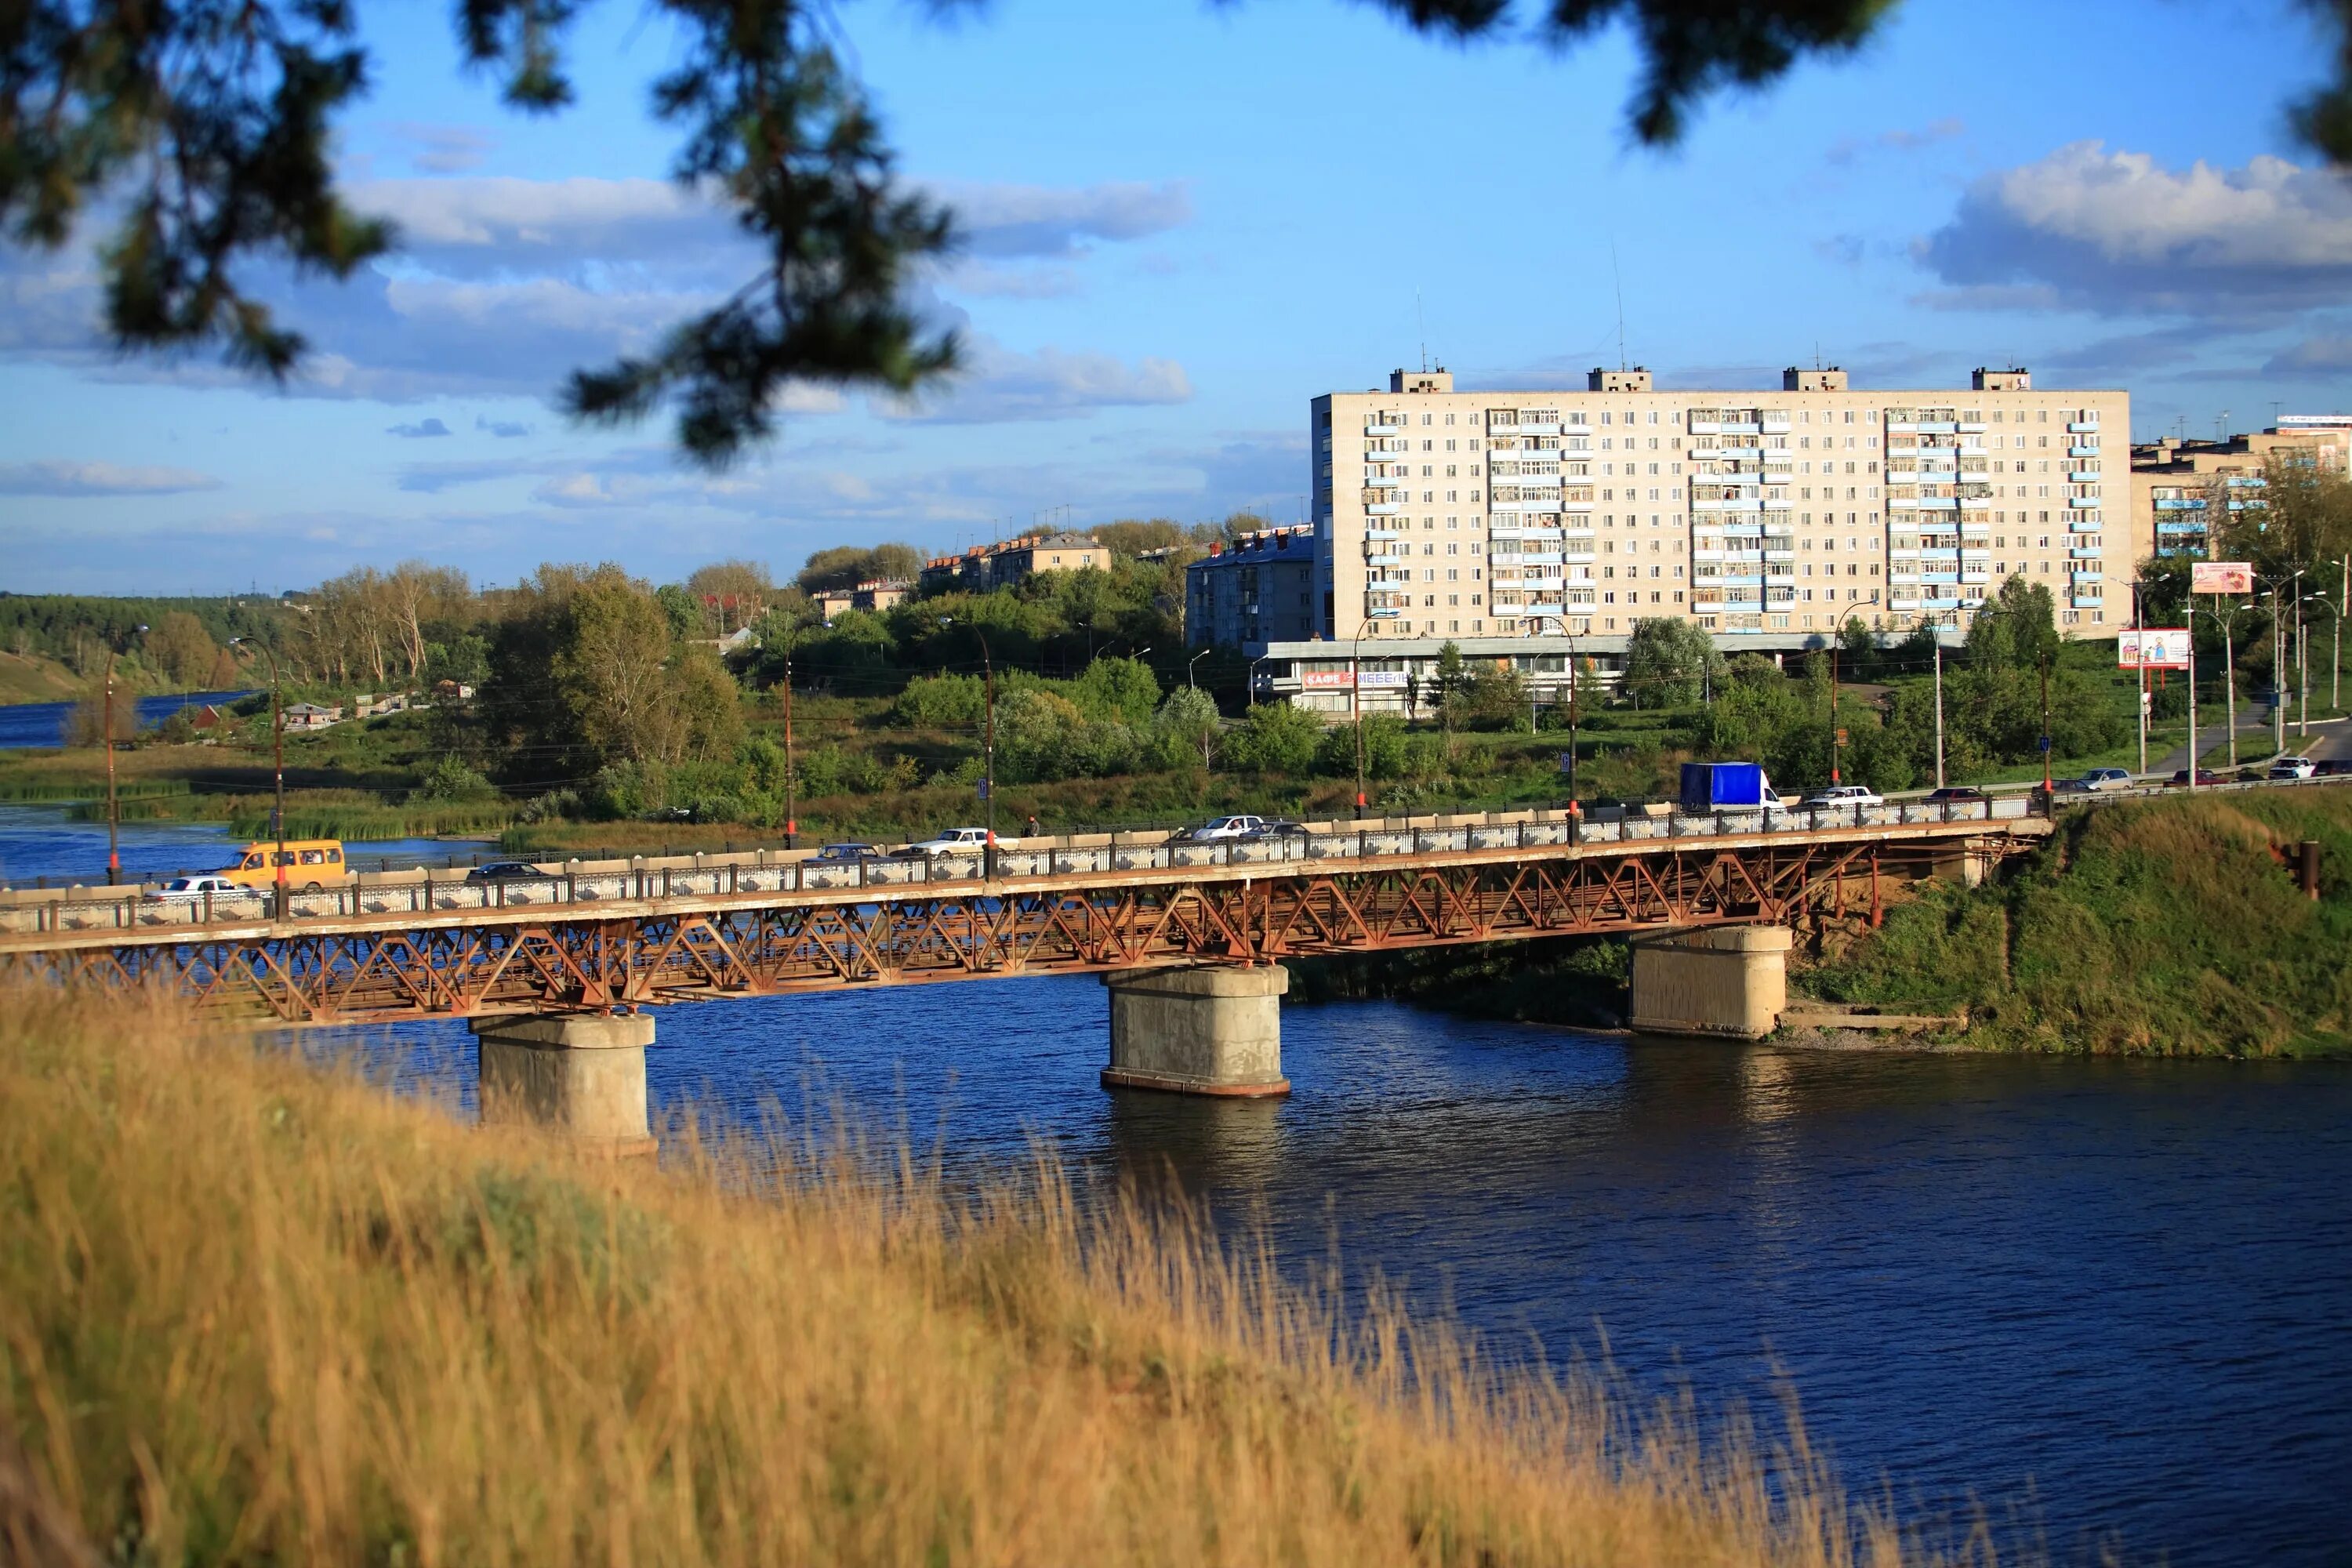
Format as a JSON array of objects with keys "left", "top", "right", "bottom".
[
  {"left": 2192, "top": 561, "right": 2255, "bottom": 594},
  {"left": 2118, "top": 629, "right": 2191, "bottom": 670},
  {"left": 1299, "top": 669, "right": 1410, "bottom": 691}
]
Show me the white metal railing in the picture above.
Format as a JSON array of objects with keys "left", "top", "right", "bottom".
[{"left": 0, "top": 795, "right": 2083, "bottom": 941}]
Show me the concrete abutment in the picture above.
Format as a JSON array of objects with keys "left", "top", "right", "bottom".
[
  {"left": 471, "top": 1012, "right": 657, "bottom": 1156},
  {"left": 1102, "top": 964, "right": 1290, "bottom": 1098},
  {"left": 1627, "top": 925, "right": 1792, "bottom": 1040}
]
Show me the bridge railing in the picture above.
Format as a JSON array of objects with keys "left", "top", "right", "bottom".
[{"left": 0, "top": 794, "right": 2038, "bottom": 940}]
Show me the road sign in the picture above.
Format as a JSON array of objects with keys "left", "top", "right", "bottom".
[
  {"left": 2118, "top": 629, "right": 2190, "bottom": 670},
  {"left": 976, "top": 779, "right": 990, "bottom": 800},
  {"left": 2192, "top": 561, "right": 2255, "bottom": 594},
  {"left": 2038, "top": 735, "right": 2053, "bottom": 753},
  {"left": 1835, "top": 728, "right": 1849, "bottom": 745}
]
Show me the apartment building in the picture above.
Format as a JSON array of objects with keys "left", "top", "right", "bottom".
[
  {"left": 1306, "top": 365, "right": 2134, "bottom": 645},
  {"left": 2130, "top": 416, "right": 2352, "bottom": 559},
  {"left": 813, "top": 579, "right": 915, "bottom": 622},
  {"left": 1185, "top": 525, "right": 1317, "bottom": 653},
  {"left": 918, "top": 532, "right": 1112, "bottom": 595}
]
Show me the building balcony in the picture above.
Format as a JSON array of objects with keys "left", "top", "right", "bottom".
[
  {"left": 2069, "top": 521, "right": 2103, "bottom": 533},
  {"left": 2067, "top": 495, "right": 2101, "bottom": 508},
  {"left": 2070, "top": 547, "right": 2103, "bottom": 559},
  {"left": 1364, "top": 423, "right": 1403, "bottom": 437},
  {"left": 2068, "top": 470, "right": 2104, "bottom": 483},
  {"left": 1688, "top": 420, "right": 1762, "bottom": 435},
  {"left": 1693, "top": 495, "right": 1765, "bottom": 512},
  {"left": 2154, "top": 499, "right": 2208, "bottom": 510},
  {"left": 2069, "top": 422, "right": 2100, "bottom": 434},
  {"left": 2156, "top": 522, "right": 2209, "bottom": 536},
  {"left": 1367, "top": 503, "right": 1406, "bottom": 516},
  {"left": 1364, "top": 528, "right": 1400, "bottom": 539},
  {"left": 1363, "top": 553, "right": 1406, "bottom": 565}
]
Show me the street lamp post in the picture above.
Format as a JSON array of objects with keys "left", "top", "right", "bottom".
[
  {"left": 1349, "top": 617, "right": 1377, "bottom": 818},
  {"left": 228, "top": 637, "right": 288, "bottom": 909},
  {"left": 94, "top": 622, "right": 150, "bottom": 884},
  {"left": 1188, "top": 648, "right": 1210, "bottom": 689},
  {"left": 1247, "top": 654, "right": 1265, "bottom": 707},
  {"left": 1932, "top": 616, "right": 1947, "bottom": 790},
  {"left": 940, "top": 619, "right": 995, "bottom": 879},
  {"left": 779, "top": 633, "right": 797, "bottom": 851}
]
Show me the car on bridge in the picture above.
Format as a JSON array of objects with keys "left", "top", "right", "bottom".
[
  {"left": 1177, "top": 815, "right": 1268, "bottom": 842},
  {"left": 2058, "top": 768, "right": 2133, "bottom": 793},
  {"left": 2167, "top": 768, "right": 2226, "bottom": 788},
  {"left": 1924, "top": 786, "right": 1989, "bottom": 803},
  {"left": 466, "top": 861, "right": 547, "bottom": 884},
  {"left": 2270, "top": 756, "right": 2318, "bottom": 780},
  {"left": 1801, "top": 785, "right": 1883, "bottom": 809},
  {"left": 905, "top": 827, "right": 993, "bottom": 857},
  {"left": 2316, "top": 758, "right": 2352, "bottom": 777},
  {"left": 1241, "top": 819, "right": 1309, "bottom": 840},
  {"left": 147, "top": 874, "right": 247, "bottom": 900},
  {"left": 810, "top": 842, "right": 883, "bottom": 863}
]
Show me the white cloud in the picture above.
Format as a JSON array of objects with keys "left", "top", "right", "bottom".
[
  {"left": 387, "top": 417, "right": 452, "bottom": 437},
  {"left": 1918, "top": 142, "right": 2352, "bottom": 319},
  {"left": 388, "top": 124, "right": 495, "bottom": 176},
  {"left": 1827, "top": 117, "right": 1965, "bottom": 167},
  {"left": 880, "top": 339, "right": 1191, "bottom": 423},
  {"left": 0, "top": 459, "right": 225, "bottom": 495}
]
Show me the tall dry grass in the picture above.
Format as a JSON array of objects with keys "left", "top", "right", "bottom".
[{"left": 1, "top": 988, "right": 1978, "bottom": 1566}]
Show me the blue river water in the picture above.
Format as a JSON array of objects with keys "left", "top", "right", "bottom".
[
  {"left": 7, "top": 803, "right": 2349, "bottom": 1566},
  {"left": 0, "top": 689, "right": 252, "bottom": 749}
]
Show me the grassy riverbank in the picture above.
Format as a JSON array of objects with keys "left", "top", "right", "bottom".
[
  {"left": 0, "top": 989, "right": 1957, "bottom": 1568},
  {"left": 1798, "top": 786, "right": 2352, "bottom": 1056}
]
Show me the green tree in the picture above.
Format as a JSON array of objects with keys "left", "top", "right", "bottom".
[
  {"left": 1066, "top": 655, "right": 1160, "bottom": 727},
  {"left": 1621, "top": 617, "right": 1722, "bottom": 708},
  {"left": 1224, "top": 700, "right": 1323, "bottom": 774},
  {"left": 1151, "top": 686, "right": 1221, "bottom": 770},
  {"left": 143, "top": 612, "right": 221, "bottom": 688}
]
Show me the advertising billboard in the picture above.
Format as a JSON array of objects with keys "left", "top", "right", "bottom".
[
  {"left": 2118, "top": 629, "right": 2192, "bottom": 670},
  {"left": 2191, "top": 561, "right": 2255, "bottom": 594}
]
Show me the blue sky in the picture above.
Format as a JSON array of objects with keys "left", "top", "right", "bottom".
[{"left": 3, "top": 0, "right": 2348, "bottom": 594}]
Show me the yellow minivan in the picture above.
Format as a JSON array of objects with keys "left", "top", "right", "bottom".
[{"left": 222, "top": 839, "right": 352, "bottom": 892}]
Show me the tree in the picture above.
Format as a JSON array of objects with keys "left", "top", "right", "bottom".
[
  {"left": 1151, "top": 686, "right": 1221, "bottom": 771},
  {"left": 143, "top": 612, "right": 220, "bottom": 688},
  {"left": 797, "top": 543, "right": 923, "bottom": 594},
  {"left": 43, "top": 2, "right": 2342, "bottom": 465},
  {"left": 1621, "top": 617, "right": 1722, "bottom": 708},
  {"left": 1224, "top": 700, "right": 1322, "bottom": 774},
  {"left": 685, "top": 561, "right": 776, "bottom": 634}
]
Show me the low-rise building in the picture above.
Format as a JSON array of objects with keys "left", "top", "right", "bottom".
[
  {"left": 2129, "top": 416, "right": 2352, "bottom": 560},
  {"left": 920, "top": 532, "right": 1111, "bottom": 594},
  {"left": 1184, "top": 525, "right": 1319, "bottom": 655},
  {"left": 282, "top": 702, "right": 341, "bottom": 731}
]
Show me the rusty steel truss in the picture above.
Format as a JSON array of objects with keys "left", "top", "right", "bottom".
[{"left": 0, "top": 826, "right": 2033, "bottom": 1028}]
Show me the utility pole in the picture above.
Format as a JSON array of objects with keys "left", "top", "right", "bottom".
[
  {"left": 780, "top": 635, "right": 797, "bottom": 851},
  {"left": 2186, "top": 626, "right": 2198, "bottom": 795},
  {"left": 231, "top": 637, "right": 287, "bottom": 909},
  {"left": 101, "top": 649, "right": 120, "bottom": 884},
  {"left": 2132, "top": 578, "right": 2147, "bottom": 777},
  {"left": 1351, "top": 619, "right": 1373, "bottom": 818},
  {"left": 1828, "top": 643, "right": 1842, "bottom": 786},
  {"left": 2039, "top": 654, "right": 2053, "bottom": 795},
  {"left": 1932, "top": 626, "right": 1945, "bottom": 789},
  {"left": 938, "top": 619, "right": 996, "bottom": 877}
]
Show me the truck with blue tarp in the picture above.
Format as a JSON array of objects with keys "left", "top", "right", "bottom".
[{"left": 1678, "top": 761, "right": 1785, "bottom": 813}]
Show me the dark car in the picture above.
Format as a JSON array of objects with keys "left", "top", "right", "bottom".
[
  {"left": 1243, "top": 819, "right": 1310, "bottom": 840},
  {"left": 2168, "top": 768, "right": 2225, "bottom": 787},
  {"left": 2314, "top": 757, "right": 2352, "bottom": 777},
  {"left": 466, "top": 860, "right": 544, "bottom": 883},
  {"left": 1924, "top": 786, "right": 1988, "bottom": 802},
  {"left": 811, "top": 842, "right": 879, "bottom": 863}
]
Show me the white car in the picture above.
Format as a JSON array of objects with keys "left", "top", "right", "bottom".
[
  {"left": 2069, "top": 768, "right": 2134, "bottom": 792},
  {"left": 146, "top": 874, "right": 245, "bottom": 900},
  {"left": 904, "top": 826, "right": 993, "bottom": 856},
  {"left": 1182, "top": 815, "right": 1266, "bottom": 841},
  {"left": 2269, "top": 756, "right": 2318, "bottom": 780},
  {"left": 1801, "top": 785, "right": 1883, "bottom": 809}
]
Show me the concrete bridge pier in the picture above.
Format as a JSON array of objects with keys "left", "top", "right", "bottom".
[
  {"left": 1102, "top": 965, "right": 1290, "bottom": 1097},
  {"left": 470, "top": 1012, "right": 658, "bottom": 1156},
  {"left": 1627, "top": 925, "right": 1792, "bottom": 1040}
]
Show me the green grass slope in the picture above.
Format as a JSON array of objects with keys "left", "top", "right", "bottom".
[{"left": 1803, "top": 787, "right": 2352, "bottom": 1056}]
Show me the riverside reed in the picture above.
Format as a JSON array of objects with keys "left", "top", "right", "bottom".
[{"left": 0, "top": 989, "right": 1993, "bottom": 1567}]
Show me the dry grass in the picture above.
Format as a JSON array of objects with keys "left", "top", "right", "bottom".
[{"left": 0, "top": 988, "right": 1982, "bottom": 1567}]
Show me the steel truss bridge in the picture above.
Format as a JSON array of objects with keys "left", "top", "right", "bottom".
[{"left": 0, "top": 804, "right": 2046, "bottom": 1028}]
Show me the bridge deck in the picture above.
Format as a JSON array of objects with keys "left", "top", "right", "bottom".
[{"left": 0, "top": 805, "right": 2047, "bottom": 1025}]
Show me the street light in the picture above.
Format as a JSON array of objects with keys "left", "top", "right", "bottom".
[
  {"left": 2188, "top": 595, "right": 2256, "bottom": 776},
  {"left": 776, "top": 625, "right": 798, "bottom": 850},
  {"left": 1349, "top": 615, "right": 1379, "bottom": 818},
  {"left": 1827, "top": 594, "right": 1880, "bottom": 786},
  {"left": 938, "top": 617, "right": 995, "bottom": 879},
  {"left": 2296, "top": 590, "right": 2338, "bottom": 739},
  {"left": 97, "top": 622, "right": 149, "bottom": 884},
  {"left": 1188, "top": 648, "right": 1210, "bottom": 689},
  {"left": 227, "top": 637, "right": 288, "bottom": 909}
]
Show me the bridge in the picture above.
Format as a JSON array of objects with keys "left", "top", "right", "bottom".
[{"left": 2, "top": 799, "right": 2048, "bottom": 1151}]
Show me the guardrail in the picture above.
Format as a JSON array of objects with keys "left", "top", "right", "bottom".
[{"left": 2, "top": 795, "right": 2045, "bottom": 940}]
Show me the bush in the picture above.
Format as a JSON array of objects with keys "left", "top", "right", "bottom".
[
  {"left": 586, "top": 760, "right": 665, "bottom": 820},
  {"left": 416, "top": 754, "right": 501, "bottom": 802},
  {"left": 1224, "top": 701, "right": 1323, "bottom": 774}
]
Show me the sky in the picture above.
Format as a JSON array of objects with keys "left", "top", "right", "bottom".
[{"left": 2, "top": 0, "right": 2349, "bottom": 595}]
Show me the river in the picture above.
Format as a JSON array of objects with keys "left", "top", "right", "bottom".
[
  {"left": 0, "top": 689, "right": 252, "bottom": 749},
  {"left": 6, "top": 803, "right": 2348, "bottom": 1566}
]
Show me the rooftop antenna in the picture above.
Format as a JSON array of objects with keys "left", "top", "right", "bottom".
[
  {"left": 2217, "top": 408, "right": 2230, "bottom": 442},
  {"left": 1610, "top": 241, "right": 1628, "bottom": 371},
  {"left": 2270, "top": 399, "right": 2285, "bottom": 430},
  {"left": 1417, "top": 287, "right": 1428, "bottom": 374}
]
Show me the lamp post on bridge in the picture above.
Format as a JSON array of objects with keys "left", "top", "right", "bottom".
[
  {"left": 228, "top": 637, "right": 288, "bottom": 909},
  {"left": 938, "top": 617, "right": 996, "bottom": 880},
  {"left": 1349, "top": 615, "right": 1379, "bottom": 819},
  {"left": 96, "top": 622, "right": 149, "bottom": 884}
]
